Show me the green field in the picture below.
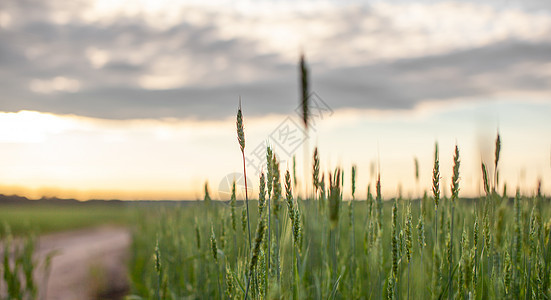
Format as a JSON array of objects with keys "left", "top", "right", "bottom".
[
  {"left": 0, "top": 203, "right": 131, "bottom": 236},
  {"left": 126, "top": 140, "right": 551, "bottom": 299}
]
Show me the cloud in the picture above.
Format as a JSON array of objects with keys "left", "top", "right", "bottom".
[
  {"left": 315, "top": 41, "right": 551, "bottom": 111},
  {"left": 29, "top": 76, "right": 81, "bottom": 94},
  {"left": 0, "top": 0, "right": 550, "bottom": 120}
]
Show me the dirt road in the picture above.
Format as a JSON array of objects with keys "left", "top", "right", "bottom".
[{"left": 35, "top": 226, "right": 131, "bottom": 300}]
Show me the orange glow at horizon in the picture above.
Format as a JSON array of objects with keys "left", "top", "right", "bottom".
[
  {"left": 1, "top": 103, "right": 550, "bottom": 201},
  {"left": 0, "top": 184, "right": 199, "bottom": 201}
]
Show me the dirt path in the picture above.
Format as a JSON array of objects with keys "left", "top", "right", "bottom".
[{"left": 35, "top": 226, "right": 131, "bottom": 300}]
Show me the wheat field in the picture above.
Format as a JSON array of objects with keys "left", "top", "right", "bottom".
[{"left": 125, "top": 108, "right": 550, "bottom": 300}]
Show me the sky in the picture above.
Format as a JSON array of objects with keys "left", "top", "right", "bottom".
[{"left": 0, "top": 0, "right": 550, "bottom": 200}]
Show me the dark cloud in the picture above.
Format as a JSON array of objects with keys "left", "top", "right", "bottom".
[
  {"left": 0, "top": 0, "right": 550, "bottom": 120},
  {"left": 314, "top": 41, "right": 551, "bottom": 111},
  {"left": 6, "top": 81, "right": 296, "bottom": 120}
]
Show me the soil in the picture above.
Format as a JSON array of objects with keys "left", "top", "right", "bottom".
[{"left": 34, "top": 226, "right": 131, "bottom": 300}]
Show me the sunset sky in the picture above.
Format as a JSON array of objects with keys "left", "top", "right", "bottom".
[{"left": 1, "top": 0, "right": 550, "bottom": 200}]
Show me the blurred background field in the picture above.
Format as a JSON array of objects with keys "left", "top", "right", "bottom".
[{"left": 0, "top": 201, "right": 131, "bottom": 236}]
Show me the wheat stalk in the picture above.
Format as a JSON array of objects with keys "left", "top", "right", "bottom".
[
  {"left": 154, "top": 237, "right": 162, "bottom": 300},
  {"left": 266, "top": 145, "right": 273, "bottom": 291},
  {"left": 244, "top": 175, "right": 268, "bottom": 300},
  {"left": 271, "top": 153, "right": 282, "bottom": 282},
  {"left": 448, "top": 145, "right": 460, "bottom": 300},
  {"left": 236, "top": 99, "right": 252, "bottom": 251},
  {"left": 432, "top": 143, "right": 440, "bottom": 251},
  {"left": 391, "top": 199, "right": 399, "bottom": 283},
  {"left": 284, "top": 169, "right": 302, "bottom": 299},
  {"left": 405, "top": 202, "right": 413, "bottom": 300},
  {"left": 417, "top": 206, "right": 426, "bottom": 299}
]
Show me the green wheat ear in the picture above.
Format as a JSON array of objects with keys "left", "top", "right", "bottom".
[
  {"left": 285, "top": 170, "right": 293, "bottom": 208},
  {"left": 292, "top": 155, "right": 297, "bottom": 189},
  {"left": 210, "top": 226, "right": 218, "bottom": 261},
  {"left": 230, "top": 181, "right": 237, "bottom": 231},
  {"left": 241, "top": 208, "right": 247, "bottom": 233},
  {"left": 284, "top": 170, "right": 301, "bottom": 248},
  {"left": 236, "top": 99, "right": 251, "bottom": 250},
  {"left": 494, "top": 131, "right": 501, "bottom": 190},
  {"left": 351, "top": 165, "right": 357, "bottom": 199},
  {"left": 194, "top": 220, "right": 201, "bottom": 249},
  {"left": 481, "top": 162, "right": 490, "bottom": 196},
  {"left": 391, "top": 199, "right": 398, "bottom": 276},
  {"left": 266, "top": 146, "right": 273, "bottom": 194},
  {"left": 503, "top": 250, "right": 512, "bottom": 295},
  {"left": 432, "top": 142, "right": 440, "bottom": 211},
  {"left": 405, "top": 202, "right": 413, "bottom": 263},
  {"left": 313, "top": 147, "right": 320, "bottom": 193},
  {"left": 387, "top": 271, "right": 395, "bottom": 300},
  {"left": 300, "top": 53, "right": 309, "bottom": 129},
  {"left": 204, "top": 182, "right": 211, "bottom": 205},
  {"left": 259, "top": 172, "right": 266, "bottom": 209},
  {"left": 154, "top": 237, "right": 161, "bottom": 274},
  {"left": 494, "top": 132, "right": 501, "bottom": 172},
  {"left": 225, "top": 267, "right": 236, "bottom": 299},
  {"left": 417, "top": 213, "right": 425, "bottom": 247},
  {"left": 414, "top": 157, "right": 419, "bottom": 182},
  {"left": 328, "top": 168, "right": 342, "bottom": 229},
  {"left": 236, "top": 99, "right": 245, "bottom": 153},
  {"left": 272, "top": 154, "right": 282, "bottom": 217},
  {"left": 245, "top": 203, "right": 267, "bottom": 300},
  {"left": 451, "top": 145, "right": 460, "bottom": 204}
]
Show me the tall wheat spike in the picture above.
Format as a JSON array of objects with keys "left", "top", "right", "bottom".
[
  {"left": 494, "top": 132, "right": 501, "bottom": 191},
  {"left": 448, "top": 145, "right": 460, "bottom": 300},
  {"left": 299, "top": 54, "right": 310, "bottom": 200},
  {"left": 390, "top": 199, "right": 399, "bottom": 299},
  {"left": 299, "top": 54, "right": 309, "bottom": 129},
  {"left": 432, "top": 142, "right": 441, "bottom": 269},
  {"left": 313, "top": 148, "right": 320, "bottom": 194},
  {"left": 405, "top": 202, "right": 413, "bottom": 300},
  {"left": 266, "top": 145, "right": 273, "bottom": 289},
  {"left": 237, "top": 99, "right": 252, "bottom": 250}
]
